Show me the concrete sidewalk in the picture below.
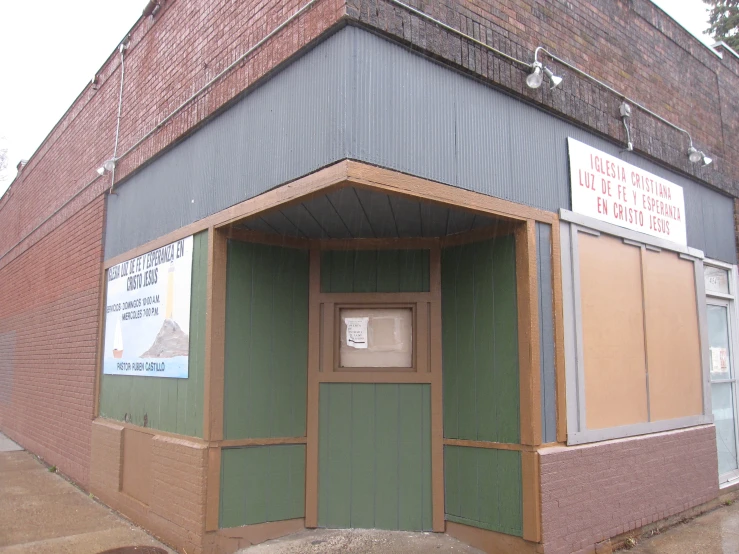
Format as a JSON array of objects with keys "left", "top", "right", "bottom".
[
  {"left": 0, "top": 431, "right": 172, "bottom": 554},
  {"left": 239, "top": 529, "right": 484, "bottom": 553},
  {"left": 625, "top": 499, "right": 739, "bottom": 554}
]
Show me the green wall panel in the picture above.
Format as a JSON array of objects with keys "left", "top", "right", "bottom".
[
  {"left": 99, "top": 230, "right": 208, "bottom": 437},
  {"left": 223, "top": 241, "right": 309, "bottom": 439},
  {"left": 219, "top": 445, "right": 306, "bottom": 528},
  {"left": 320, "top": 250, "right": 430, "bottom": 293},
  {"left": 444, "top": 446, "right": 522, "bottom": 536},
  {"left": 441, "top": 236, "right": 520, "bottom": 443},
  {"left": 318, "top": 383, "right": 432, "bottom": 531}
]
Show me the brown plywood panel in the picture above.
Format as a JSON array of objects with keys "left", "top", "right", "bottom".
[
  {"left": 121, "top": 428, "right": 152, "bottom": 505},
  {"left": 643, "top": 250, "right": 703, "bottom": 420},
  {"left": 579, "top": 233, "right": 648, "bottom": 429}
]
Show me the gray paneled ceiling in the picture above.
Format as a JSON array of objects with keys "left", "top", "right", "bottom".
[{"left": 235, "top": 187, "right": 503, "bottom": 239}]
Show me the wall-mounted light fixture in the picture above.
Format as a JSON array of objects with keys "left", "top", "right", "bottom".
[
  {"left": 687, "top": 146, "right": 712, "bottom": 166},
  {"left": 620, "top": 102, "right": 633, "bottom": 152},
  {"left": 526, "top": 61, "right": 563, "bottom": 90},
  {"left": 97, "top": 158, "right": 117, "bottom": 176},
  {"left": 532, "top": 46, "right": 713, "bottom": 167}
]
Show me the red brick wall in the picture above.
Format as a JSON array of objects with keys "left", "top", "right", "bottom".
[
  {"left": 539, "top": 425, "right": 719, "bottom": 554},
  {"left": 0, "top": 198, "right": 104, "bottom": 485}
]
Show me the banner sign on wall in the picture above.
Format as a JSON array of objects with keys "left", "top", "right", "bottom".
[
  {"left": 102, "top": 236, "right": 193, "bottom": 378},
  {"left": 568, "top": 138, "right": 687, "bottom": 246}
]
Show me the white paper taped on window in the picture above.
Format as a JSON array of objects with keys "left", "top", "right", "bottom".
[
  {"left": 340, "top": 308, "right": 413, "bottom": 368},
  {"left": 345, "top": 317, "right": 369, "bottom": 349}
]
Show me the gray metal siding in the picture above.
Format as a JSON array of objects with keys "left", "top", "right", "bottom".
[
  {"left": 105, "top": 40, "right": 349, "bottom": 258},
  {"left": 105, "top": 25, "right": 735, "bottom": 264},
  {"left": 536, "top": 223, "right": 557, "bottom": 443}
]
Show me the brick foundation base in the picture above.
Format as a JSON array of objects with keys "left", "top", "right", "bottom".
[
  {"left": 539, "top": 425, "right": 719, "bottom": 554},
  {"left": 90, "top": 419, "right": 208, "bottom": 554}
]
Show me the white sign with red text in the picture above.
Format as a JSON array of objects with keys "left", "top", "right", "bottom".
[{"left": 568, "top": 138, "right": 687, "bottom": 246}]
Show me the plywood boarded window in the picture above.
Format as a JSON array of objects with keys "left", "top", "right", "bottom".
[
  {"left": 575, "top": 231, "right": 704, "bottom": 432},
  {"left": 642, "top": 249, "right": 703, "bottom": 421},
  {"left": 579, "top": 233, "right": 648, "bottom": 430}
]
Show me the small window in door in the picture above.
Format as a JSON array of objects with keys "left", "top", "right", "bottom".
[{"left": 339, "top": 307, "right": 413, "bottom": 368}]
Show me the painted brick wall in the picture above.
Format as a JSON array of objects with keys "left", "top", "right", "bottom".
[
  {"left": 539, "top": 425, "right": 719, "bottom": 554},
  {"left": 148, "top": 435, "right": 208, "bottom": 553},
  {"left": 1, "top": 0, "right": 737, "bottom": 492},
  {"left": 90, "top": 421, "right": 209, "bottom": 554}
]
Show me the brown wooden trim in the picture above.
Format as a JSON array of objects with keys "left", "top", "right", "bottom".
[
  {"left": 212, "top": 166, "right": 348, "bottom": 230},
  {"left": 521, "top": 450, "right": 542, "bottom": 542},
  {"left": 93, "top": 263, "right": 108, "bottom": 419},
  {"left": 317, "top": 372, "right": 433, "bottom": 384},
  {"left": 304, "top": 248, "right": 321, "bottom": 528},
  {"left": 226, "top": 228, "right": 311, "bottom": 250},
  {"left": 320, "top": 302, "right": 334, "bottom": 373},
  {"left": 104, "top": 160, "right": 558, "bottom": 271},
  {"left": 103, "top": 161, "right": 349, "bottom": 269},
  {"left": 445, "top": 521, "right": 540, "bottom": 553},
  {"left": 219, "top": 437, "right": 308, "bottom": 448},
  {"left": 345, "top": 160, "right": 557, "bottom": 225},
  {"left": 203, "top": 230, "right": 213, "bottom": 442},
  {"left": 550, "top": 219, "right": 568, "bottom": 443},
  {"left": 317, "top": 292, "right": 434, "bottom": 303},
  {"left": 212, "top": 518, "right": 306, "bottom": 552},
  {"left": 314, "top": 237, "right": 439, "bottom": 250},
  {"left": 516, "top": 221, "right": 543, "bottom": 446},
  {"left": 205, "top": 446, "right": 221, "bottom": 531},
  {"left": 94, "top": 417, "right": 209, "bottom": 445},
  {"left": 439, "top": 222, "right": 517, "bottom": 248},
  {"left": 416, "top": 301, "right": 429, "bottom": 374},
  {"left": 429, "top": 244, "right": 445, "bottom": 532},
  {"left": 443, "top": 438, "right": 537, "bottom": 452},
  {"left": 206, "top": 228, "right": 228, "bottom": 442}
]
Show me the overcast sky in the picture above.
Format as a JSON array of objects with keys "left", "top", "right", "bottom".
[{"left": 0, "top": 0, "right": 715, "bottom": 194}]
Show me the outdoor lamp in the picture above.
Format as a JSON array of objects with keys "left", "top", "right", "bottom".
[
  {"left": 97, "top": 158, "right": 118, "bottom": 175},
  {"left": 544, "top": 67, "right": 563, "bottom": 89},
  {"left": 527, "top": 62, "right": 562, "bottom": 90},
  {"left": 526, "top": 62, "right": 544, "bottom": 89},
  {"left": 687, "top": 146, "right": 712, "bottom": 166}
]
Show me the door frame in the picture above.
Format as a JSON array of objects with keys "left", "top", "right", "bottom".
[
  {"left": 704, "top": 259, "right": 739, "bottom": 484},
  {"left": 304, "top": 240, "right": 445, "bottom": 531}
]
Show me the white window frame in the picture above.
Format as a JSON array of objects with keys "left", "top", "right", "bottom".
[
  {"left": 560, "top": 209, "right": 713, "bottom": 445},
  {"left": 704, "top": 259, "right": 739, "bottom": 485}
]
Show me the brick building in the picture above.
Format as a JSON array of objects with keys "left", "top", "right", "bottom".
[{"left": 1, "top": 1, "right": 738, "bottom": 553}]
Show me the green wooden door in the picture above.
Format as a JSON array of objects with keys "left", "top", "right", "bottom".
[{"left": 318, "top": 383, "right": 432, "bottom": 531}]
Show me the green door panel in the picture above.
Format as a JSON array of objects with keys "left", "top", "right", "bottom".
[
  {"left": 320, "top": 250, "right": 430, "bottom": 293},
  {"left": 219, "top": 445, "right": 306, "bottom": 528},
  {"left": 318, "top": 383, "right": 432, "bottom": 531}
]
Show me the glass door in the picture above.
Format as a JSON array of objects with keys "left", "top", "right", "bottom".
[{"left": 705, "top": 263, "right": 739, "bottom": 484}]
